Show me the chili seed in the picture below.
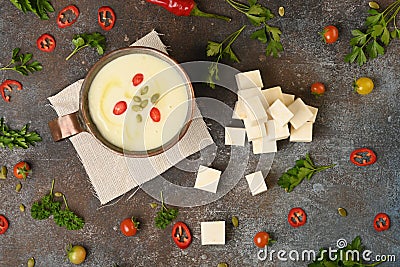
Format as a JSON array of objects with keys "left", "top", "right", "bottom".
[
  {"left": 15, "top": 182, "right": 22, "bottom": 192},
  {"left": 369, "top": 1, "right": 380, "bottom": 9},
  {"left": 136, "top": 114, "right": 142, "bottom": 123},
  {"left": 151, "top": 93, "right": 160, "bottom": 104},
  {"left": 0, "top": 166, "right": 7, "bottom": 179},
  {"left": 27, "top": 257, "right": 35, "bottom": 267},
  {"left": 217, "top": 263, "right": 228, "bottom": 267},
  {"left": 132, "top": 105, "right": 143, "bottom": 112},
  {"left": 232, "top": 216, "right": 239, "bottom": 227},
  {"left": 140, "top": 99, "right": 149, "bottom": 109},
  {"left": 54, "top": 192, "right": 63, "bottom": 197},
  {"left": 140, "top": 86, "right": 149, "bottom": 95},
  {"left": 338, "top": 207, "right": 347, "bottom": 217},
  {"left": 19, "top": 204, "right": 25, "bottom": 212},
  {"left": 133, "top": 96, "right": 142, "bottom": 102},
  {"left": 278, "top": 6, "right": 285, "bottom": 17}
]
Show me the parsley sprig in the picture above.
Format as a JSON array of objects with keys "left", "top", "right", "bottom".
[
  {"left": 31, "top": 179, "right": 85, "bottom": 230},
  {"left": 10, "top": 0, "right": 54, "bottom": 20},
  {"left": 206, "top": 25, "right": 246, "bottom": 88},
  {"left": 0, "top": 117, "right": 42, "bottom": 150},
  {"left": 226, "top": 0, "right": 283, "bottom": 57},
  {"left": 278, "top": 153, "right": 335, "bottom": 193},
  {"left": 66, "top": 33, "right": 106, "bottom": 61},
  {"left": 309, "top": 236, "right": 384, "bottom": 267},
  {"left": 154, "top": 192, "right": 178, "bottom": 229},
  {"left": 0, "top": 48, "right": 42, "bottom": 76},
  {"left": 345, "top": 0, "right": 400, "bottom": 66}
]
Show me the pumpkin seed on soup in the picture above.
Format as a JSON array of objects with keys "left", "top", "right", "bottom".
[
  {"left": 151, "top": 93, "right": 160, "bottom": 104},
  {"left": 136, "top": 114, "right": 143, "bottom": 123},
  {"left": 132, "top": 105, "right": 143, "bottom": 112},
  {"left": 133, "top": 96, "right": 142, "bottom": 102},
  {"left": 140, "top": 86, "right": 149, "bottom": 95},
  {"left": 140, "top": 100, "right": 149, "bottom": 109}
]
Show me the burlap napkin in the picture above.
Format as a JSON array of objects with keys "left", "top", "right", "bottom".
[{"left": 48, "top": 30, "right": 214, "bottom": 205}]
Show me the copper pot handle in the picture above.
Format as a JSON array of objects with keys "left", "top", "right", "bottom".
[{"left": 48, "top": 112, "right": 84, "bottom": 141}]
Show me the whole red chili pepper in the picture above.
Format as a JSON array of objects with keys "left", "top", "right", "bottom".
[
  {"left": 57, "top": 5, "right": 80, "bottom": 28},
  {"left": 350, "top": 148, "right": 377, "bottom": 166},
  {"left": 146, "top": 0, "right": 231, "bottom": 21},
  {"left": 98, "top": 6, "right": 116, "bottom": 31},
  {"left": 172, "top": 222, "right": 192, "bottom": 249},
  {"left": 1, "top": 79, "right": 22, "bottom": 103}
]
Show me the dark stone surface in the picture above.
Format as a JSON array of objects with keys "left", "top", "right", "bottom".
[{"left": 0, "top": 1, "right": 399, "bottom": 266}]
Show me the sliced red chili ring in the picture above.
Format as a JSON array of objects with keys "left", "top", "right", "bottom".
[
  {"left": 0, "top": 215, "right": 9, "bottom": 235},
  {"left": 150, "top": 107, "right": 161, "bottom": 122},
  {"left": 132, "top": 73, "right": 144, "bottom": 87},
  {"left": 113, "top": 101, "right": 127, "bottom": 115},
  {"left": 1, "top": 79, "right": 22, "bottom": 102},
  {"left": 373, "top": 213, "right": 390, "bottom": 232},
  {"left": 172, "top": 222, "right": 192, "bottom": 249},
  {"left": 98, "top": 6, "right": 116, "bottom": 31},
  {"left": 57, "top": 5, "right": 80, "bottom": 28},
  {"left": 288, "top": 207, "right": 307, "bottom": 227},
  {"left": 350, "top": 148, "right": 377, "bottom": 166},
  {"left": 37, "top": 33, "right": 56, "bottom": 52}
]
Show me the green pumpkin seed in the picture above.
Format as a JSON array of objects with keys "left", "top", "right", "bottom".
[
  {"left": 278, "top": 6, "right": 285, "bottom": 17},
  {"left": 27, "top": 257, "right": 35, "bottom": 267},
  {"left": 54, "top": 192, "right": 63, "bottom": 197},
  {"left": 0, "top": 166, "right": 7, "bottom": 179},
  {"left": 338, "top": 207, "right": 347, "bottom": 217},
  {"left": 133, "top": 96, "right": 142, "bottom": 102},
  {"left": 369, "top": 1, "right": 380, "bottom": 9},
  {"left": 140, "top": 86, "right": 149, "bottom": 95},
  {"left": 132, "top": 105, "right": 143, "bottom": 112},
  {"left": 136, "top": 114, "right": 143, "bottom": 123},
  {"left": 217, "top": 263, "right": 228, "bottom": 267},
  {"left": 140, "top": 99, "right": 149, "bottom": 109},
  {"left": 19, "top": 204, "right": 25, "bottom": 212},
  {"left": 15, "top": 182, "right": 22, "bottom": 192},
  {"left": 150, "top": 203, "right": 158, "bottom": 209},
  {"left": 151, "top": 93, "right": 160, "bottom": 104},
  {"left": 232, "top": 216, "right": 239, "bottom": 227}
]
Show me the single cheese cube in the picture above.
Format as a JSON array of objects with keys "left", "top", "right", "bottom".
[
  {"left": 232, "top": 101, "right": 247, "bottom": 119},
  {"left": 267, "top": 99, "right": 294, "bottom": 127},
  {"left": 252, "top": 137, "right": 277, "bottom": 154},
  {"left": 245, "top": 171, "right": 268, "bottom": 196},
  {"left": 307, "top": 105, "right": 318, "bottom": 123},
  {"left": 201, "top": 221, "right": 225, "bottom": 245},
  {"left": 262, "top": 86, "right": 284, "bottom": 106},
  {"left": 244, "top": 120, "right": 267, "bottom": 141},
  {"left": 266, "top": 120, "right": 290, "bottom": 140},
  {"left": 290, "top": 121, "right": 313, "bottom": 142},
  {"left": 238, "top": 88, "right": 269, "bottom": 111},
  {"left": 282, "top": 93, "right": 295, "bottom": 106},
  {"left": 225, "top": 127, "right": 246, "bottom": 146},
  {"left": 288, "top": 98, "right": 314, "bottom": 129},
  {"left": 235, "top": 70, "right": 263, "bottom": 90},
  {"left": 244, "top": 96, "right": 268, "bottom": 122},
  {"left": 194, "top": 166, "right": 221, "bottom": 193}
]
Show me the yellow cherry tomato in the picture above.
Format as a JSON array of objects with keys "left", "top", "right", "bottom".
[{"left": 354, "top": 77, "right": 374, "bottom": 95}]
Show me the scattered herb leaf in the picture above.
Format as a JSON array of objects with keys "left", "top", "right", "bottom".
[
  {"left": 10, "top": 0, "right": 54, "bottom": 20},
  {"left": 0, "top": 48, "right": 42, "bottom": 76},
  {"left": 0, "top": 117, "right": 42, "bottom": 150},
  {"left": 278, "top": 153, "right": 335, "bottom": 192},
  {"left": 66, "top": 32, "right": 106, "bottom": 61},
  {"left": 154, "top": 192, "right": 178, "bottom": 229}
]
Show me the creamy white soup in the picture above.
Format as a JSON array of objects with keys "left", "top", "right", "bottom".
[{"left": 88, "top": 53, "right": 191, "bottom": 152}]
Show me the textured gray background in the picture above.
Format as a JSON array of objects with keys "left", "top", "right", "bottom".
[{"left": 0, "top": 0, "right": 399, "bottom": 266}]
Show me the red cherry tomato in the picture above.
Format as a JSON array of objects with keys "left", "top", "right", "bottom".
[
  {"left": 0, "top": 215, "right": 9, "bottom": 235},
  {"left": 172, "top": 222, "right": 192, "bottom": 249},
  {"left": 150, "top": 107, "right": 161, "bottom": 122},
  {"left": 57, "top": 5, "right": 80, "bottom": 28},
  {"left": 288, "top": 207, "right": 307, "bottom": 227},
  {"left": 322, "top": 25, "right": 339, "bottom": 44},
  {"left": 113, "top": 101, "right": 127, "bottom": 115},
  {"left": 373, "top": 213, "right": 390, "bottom": 232},
  {"left": 310, "top": 82, "right": 325, "bottom": 97},
  {"left": 13, "top": 161, "right": 31, "bottom": 179},
  {"left": 98, "top": 6, "right": 116, "bottom": 31},
  {"left": 36, "top": 34, "right": 56, "bottom": 52},
  {"left": 253, "top": 231, "right": 270, "bottom": 248},
  {"left": 120, "top": 217, "right": 139, "bottom": 237},
  {"left": 350, "top": 148, "right": 377, "bottom": 166},
  {"left": 132, "top": 73, "right": 144, "bottom": 86}
]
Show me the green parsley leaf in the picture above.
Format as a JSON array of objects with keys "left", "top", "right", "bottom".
[
  {"left": 0, "top": 48, "right": 42, "bottom": 76},
  {"left": 154, "top": 192, "right": 178, "bottom": 229},
  {"left": 10, "top": 0, "right": 54, "bottom": 20},
  {"left": 66, "top": 32, "right": 106, "bottom": 61},
  {"left": 366, "top": 40, "right": 385, "bottom": 59},
  {"left": 206, "top": 41, "right": 222, "bottom": 57},
  {"left": 0, "top": 118, "right": 42, "bottom": 150}
]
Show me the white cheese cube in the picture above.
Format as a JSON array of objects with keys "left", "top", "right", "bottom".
[
  {"left": 267, "top": 99, "right": 294, "bottom": 127},
  {"left": 232, "top": 101, "right": 247, "bottom": 119},
  {"left": 288, "top": 98, "right": 314, "bottom": 129},
  {"left": 235, "top": 70, "right": 263, "bottom": 90},
  {"left": 245, "top": 171, "right": 268, "bottom": 196},
  {"left": 225, "top": 127, "right": 246, "bottom": 146},
  {"left": 252, "top": 137, "right": 277, "bottom": 154},
  {"left": 244, "top": 120, "right": 267, "bottom": 141},
  {"left": 194, "top": 166, "right": 221, "bottom": 193},
  {"left": 290, "top": 121, "right": 313, "bottom": 142},
  {"left": 201, "top": 221, "right": 225, "bottom": 245},
  {"left": 262, "top": 86, "right": 284, "bottom": 106},
  {"left": 237, "top": 88, "right": 269, "bottom": 111},
  {"left": 266, "top": 120, "right": 290, "bottom": 140},
  {"left": 282, "top": 93, "right": 295, "bottom": 106},
  {"left": 244, "top": 96, "right": 268, "bottom": 122},
  {"left": 307, "top": 105, "right": 318, "bottom": 123}
]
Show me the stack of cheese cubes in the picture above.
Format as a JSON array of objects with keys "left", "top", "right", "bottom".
[{"left": 225, "top": 70, "right": 318, "bottom": 154}]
